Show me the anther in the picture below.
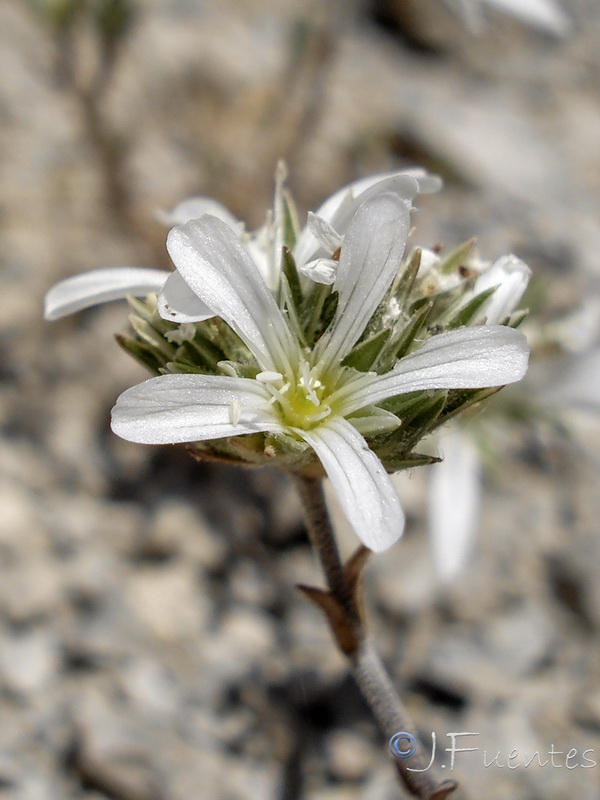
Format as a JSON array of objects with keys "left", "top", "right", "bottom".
[
  {"left": 229, "top": 399, "right": 241, "bottom": 426},
  {"left": 256, "top": 371, "right": 283, "bottom": 383}
]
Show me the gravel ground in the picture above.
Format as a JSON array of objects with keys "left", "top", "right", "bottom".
[{"left": 2, "top": 1, "right": 600, "bottom": 798}]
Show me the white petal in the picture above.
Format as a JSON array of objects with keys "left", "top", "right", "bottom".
[
  {"left": 297, "top": 417, "right": 405, "bottom": 552},
  {"left": 268, "top": 160, "right": 287, "bottom": 289},
  {"left": 317, "top": 189, "right": 416, "bottom": 371},
  {"left": 470, "top": 254, "right": 531, "bottom": 324},
  {"left": 243, "top": 228, "right": 275, "bottom": 289},
  {"left": 44, "top": 267, "right": 170, "bottom": 321},
  {"left": 299, "top": 258, "right": 338, "bottom": 285},
  {"left": 347, "top": 407, "right": 401, "bottom": 436},
  {"left": 111, "top": 373, "right": 281, "bottom": 444},
  {"left": 295, "top": 173, "right": 421, "bottom": 266},
  {"left": 336, "top": 326, "right": 530, "bottom": 414},
  {"left": 479, "top": 0, "right": 569, "bottom": 35},
  {"left": 306, "top": 212, "right": 343, "bottom": 253},
  {"left": 315, "top": 169, "right": 440, "bottom": 227},
  {"left": 355, "top": 168, "right": 442, "bottom": 195},
  {"left": 158, "top": 270, "right": 214, "bottom": 323},
  {"left": 157, "top": 196, "right": 242, "bottom": 229},
  {"left": 428, "top": 429, "right": 481, "bottom": 583},
  {"left": 165, "top": 216, "right": 298, "bottom": 374},
  {"left": 327, "top": 174, "right": 423, "bottom": 238}
]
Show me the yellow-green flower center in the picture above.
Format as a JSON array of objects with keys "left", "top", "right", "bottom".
[
  {"left": 259, "top": 363, "right": 338, "bottom": 431},
  {"left": 280, "top": 382, "right": 330, "bottom": 430}
]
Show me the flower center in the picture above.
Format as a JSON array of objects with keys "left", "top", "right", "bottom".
[{"left": 258, "top": 362, "right": 336, "bottom": 431}]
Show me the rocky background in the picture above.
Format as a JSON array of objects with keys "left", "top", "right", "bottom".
[{"left": 2, "top": 0, "right": 600, "bottom": 798}]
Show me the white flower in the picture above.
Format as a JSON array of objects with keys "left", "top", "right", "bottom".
[
  {"left": 111, "top": 181, "right": 530, "bottom": 553},
  {"left": 451, "top": 0, "right": 569, "bottom": 35},
  {"left": 293, "top": 168, "right": 441, "bottom": 279},
  {"left": 428, "top": 427, "right": 482, "bottom": 582},
  {"left": 425, "top": 254, "right": 530, "bottom": 581},
  {"left": 156, "top": 197, "right": 242, "bottom": 230},
  {"left": 463, "top": 253, "right": 531, "bottom": 324}
]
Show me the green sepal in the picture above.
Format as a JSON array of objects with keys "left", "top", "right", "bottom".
[
  {"left": 446, "top": 286, "right": 496, "bottom": 329},
  {"left": 392, "top": 247, "right": 421, "bottom": 306},
  {"left": 115, "top": 334, "right": 162, "bottom": 374},
  {"left": 375, "top": 391, "right": 447, "bottom": 462},
  {"left": 342, "top": 328, "right": 391, "bottom": 371},
  {"left": 508, "top": 308, "right": 529, "bottom": 328},
  {"left": 263, "top": 430, "right": 308, "bottom": 457},
  {"left": 279, "top": 273, "right": 307, "bottom": 348},
  {"left": 379, "top": 301, "right": 433, "bottom": 369},
  {"left": 347, "top": 406, "right": 401, "bottom": 436},
  {"left": 378, "top": 452, "right": 441, "bottom": 472},
  {"left": 437, "top": 238, "right": 476, "bottom": 275},
  {"left": 301, "top": 284, "right": 335, "bottom": 343},
  {"left": 202, "top": 318, "right": 250, "bottom": 364},
  {"left": 408, "top": 294, "right": 433, "bottom": 315},
  {"left": 281, "top": 246, "right": 303, "bottom": 311},
  {"left": 127, "top": 295, "right": 154, "bottom": 323},
  {"left": 320, "top": 290, "right": 339, "bottom": 330},
  {"left": 129, "top": 315, "right": 176, "bottom": 359},
  {"left": 434, "top": 386, "right": 501, "bottom": 428},
  {"left": 380, "top": 389, "right": 442, "bottom": 420},
  {"left": 160, "top": 361, "right": 204, "bottom": 375},
  {"left": 217, "top": 360, "right": 259, "bottom": 379},
  {"left": 398, "top": 390, "right": 447, "bottom": 431},
  {"left": 282, "top": 190, "right": 300, "bottom": 250},
  {"left": 228, "top": 433, "right": 271, "bottom": 464},
  {"left": 127, "top": 296, "right": 176, "bottom": 336},
  {"left": 178, "top": 335, "right": 225, "bottom": 372},
  {"left": 187, "top": 433, "right": 268, "bottom": 466}
]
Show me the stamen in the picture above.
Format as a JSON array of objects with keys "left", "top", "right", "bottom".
[
  {"left": 164, "top": 323, "right": 197, "bottom": 344},
  {"left": 229, "top": 398, "right": 241, "bottom": 426},
  {"left": 218, "top": 361, "right": 238, "bottom": 378},
  {"left": 307, "top": 212, "right": 343, "bottom": 253},
  {"left": 300, "top": 361, "right": 320, "bottom": 406},
  {"left": 306, "top": 406, "right": 332, "bottom": 423},
  {"left": 299, "top": 361, "right": 310, "bottom": 386},
  {"left": 256, "top": 371, "right": 283, "bottom": 383},
  {"left": 300, "top": 258, "right": 337, "bottom": 285}
]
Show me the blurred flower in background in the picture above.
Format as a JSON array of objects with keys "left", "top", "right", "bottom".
[
  {"left": 451, "top": 0, "right": 569, "bottom": 35},
  {"left": 425, "top": 283, "right": 600, "bottom": 583}
]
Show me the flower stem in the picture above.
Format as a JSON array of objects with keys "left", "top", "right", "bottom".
[
  {"left": 293, "top": 475, "right": 347, "bottom": 602},
  {"left": 292, "top": 475, "right": 457, "bottom": 800}
]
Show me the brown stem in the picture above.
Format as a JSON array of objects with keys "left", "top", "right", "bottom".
[{"left": 292, "top": 475, "right": 457, "bottom": 800}]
